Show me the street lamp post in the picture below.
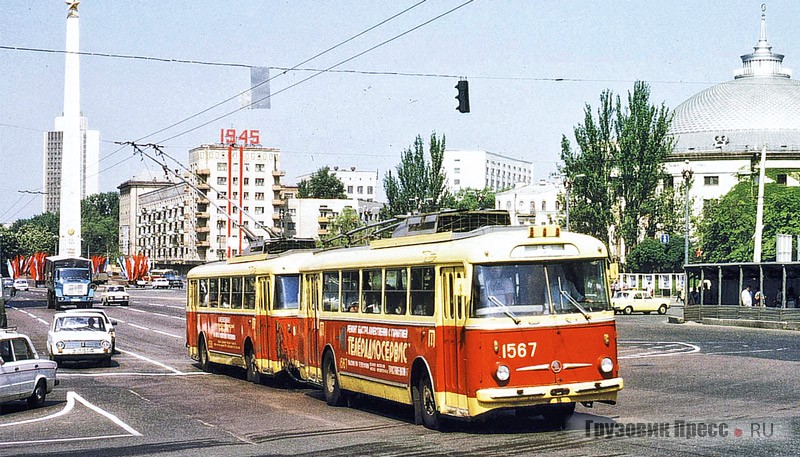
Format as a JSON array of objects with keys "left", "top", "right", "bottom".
[
  {"left": 682, "top": 160, "right": 693, "bottom": 302},
  {"left": 564, "top": 174, "right": 586, "bottom": 232}
]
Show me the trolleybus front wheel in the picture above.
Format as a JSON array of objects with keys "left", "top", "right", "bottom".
[
  {"left": 322, "top": 352, "right": 345, "bottom": 406},
  {"left": 417, "top": 375, "right": 441, "bottom": 430}
]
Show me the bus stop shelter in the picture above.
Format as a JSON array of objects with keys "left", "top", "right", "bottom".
[{"left": 684, "top": 262, "right": 800, "bottom": 327}]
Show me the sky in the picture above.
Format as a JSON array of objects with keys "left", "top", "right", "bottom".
[{"left": 2, "top": 0, "right": 799, "bottom": 224}]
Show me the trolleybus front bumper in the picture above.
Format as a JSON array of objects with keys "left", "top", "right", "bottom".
[{"left": 476, "top": 377, "right": 623, "bottom": 405}]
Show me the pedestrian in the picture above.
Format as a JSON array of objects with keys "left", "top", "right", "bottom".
[
  {"left": 703, "top": 283, "right": 713, "bottom": 305},
  {"left": 787, "top": 287, "right": 797, "bottom": 308},
  {"left": 754, "top": 288, "right": 765, "bottom": 307},
  {"left": 740, "top": 285, "right": 752, "bottom": 307},
  {"left": 774, "top": 289, "right": 783, "bottom": 308},
  {"left": 689, "top": 287, "right": 699, "bottom": 305}
]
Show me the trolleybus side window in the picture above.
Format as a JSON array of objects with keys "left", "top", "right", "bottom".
[
  {"left": 342, "top": 270, "right": 359, "bottom": 312},
  {"left": 198, "top": 279, "right": 209, "bottom": 307},
  {"left": 384, "top": 268, "right": 407, "bottom": 315},
  {"left": 219, "top": 277, "right": 231, "bottom": 308},
  {"left": 323, "top": 271, "right": 340, "bottom": 312},
  {"left": 231, "top": 277, "right": 243, "bottom": 309},
  {"left": 274, "top": 275, "right": 300, "bottom": 310},
  {"left": 209, "top": 278, "right": 219, "bottom": 308},
  {"left": 243, "top": 277, "right": 256, "bottom": 309},
  {"left": 410, "top": 267, "right": 435, "bottom": 316},
  {"left": 362, "top": 269, "right": 382, "bottom": 313}
]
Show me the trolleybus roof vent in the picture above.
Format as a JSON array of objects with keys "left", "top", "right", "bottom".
[
  {"left": 242, "top": 237, "right": 317, "bottom": 256},
  {"left": 391, "top": 210, "right": 510, "bottom": 238}
]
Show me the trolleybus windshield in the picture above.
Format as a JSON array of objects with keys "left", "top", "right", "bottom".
[{"left": 472, "top": 260, "right": 609, "bottom": 317}]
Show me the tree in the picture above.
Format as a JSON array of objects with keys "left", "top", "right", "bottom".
[
  {"left": 626, "top": 235, "right": 685, "bottom": 272},
  {"left": 382, "top": 133, "right": 451, "bottom": 218},
  {"left": 81, "top": 192, "right": 120, "bottom": 257},
  {"left": 560, "top": 82, "right": 676, "bottom": 255},
  {"left": 450, "top": 187, "right": 496, "bottom": 210},
  {"left": 697, "top": 177, "right": 800, "bottom": 263},
  {"left": 614, "top": 81, "right": 675, "bottom": 254},
  {"left": 560, "top": 91, "right": 616, "bottom": 246},
  {"left": 4, "top": 192, "right": 120, "bottom": 259},
  {"left": 320, "top": 206, "right": 364, "bottom": 247},
  {"left": 297, "top": 167, "right": 347, "bottom": 199}
]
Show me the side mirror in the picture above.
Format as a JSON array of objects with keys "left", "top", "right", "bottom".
[{"left": 111, "top": 320, "right": 118, "bottom": 326}]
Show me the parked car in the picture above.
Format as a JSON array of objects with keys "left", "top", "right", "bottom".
[
  {"left": 13, "top": 279, "right": 29, "bottom": 291},
  {"left": 48, "top": 312, "right": 113, "bottom": 366},
  {"left": 2, "top": 278, "right": 12, "bottom": 289},
  {"left": 101, "top": 285, "right": 130, "bottom": 307},
  {"left": 65, "top": 308, "right": 117, "bottom": 353},
  {"left": 152, "top": 278, "right": 170, "bottom": 289},
  {"left": 611, "top": 290, "right": 670, "bottom": 315},
  {"left": 1, "top": 328, "right": 59, "bottom": 408}
]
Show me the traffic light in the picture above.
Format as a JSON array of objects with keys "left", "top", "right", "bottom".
[{"left": 455, "top": 80, "right": 470, "bottom": 113}]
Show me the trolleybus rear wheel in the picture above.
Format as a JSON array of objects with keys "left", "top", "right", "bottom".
[
  {"left": 246, "top": 349, "right": 261, "bottom": 384},
  {"left": 322, "top": 352, "right": 345, "bottom": 406},
  {"left": 198, "top": 337, "right": 211, "bottom": 372},
  {"left": 418, "top": 375, "right": 441, "bottom": 430}
]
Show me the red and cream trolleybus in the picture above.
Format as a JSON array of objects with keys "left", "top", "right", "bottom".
[
  {"left": 186, "top": 249, "right": 315, "bottom": 382},
  {"left": 301, "top": 212, "right": 622, "bottom": 430}
]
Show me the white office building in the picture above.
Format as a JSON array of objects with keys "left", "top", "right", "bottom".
[
  {"left": 442, "top": 150, "right": 532, "bottom": 193},
  {"left": 495, "top": 180, "right": 562, "bottom": 226},
  {"left": 42, "top": 115, "right": 99, "bottom": 213},
  {"left": 296, "top": 167, "right": 378, "bottom": 202},
  {"left": 189, "top": 144, "right": 285, "bottom": 260}
]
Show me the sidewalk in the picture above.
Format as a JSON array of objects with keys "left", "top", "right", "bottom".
[{"left": 671, "top": 304, "right": 800, "bottom": 331}]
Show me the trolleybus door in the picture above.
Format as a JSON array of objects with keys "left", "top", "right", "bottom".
[
  {"left": 303, "top": 273, "right": 322, "bottom": 383},
  {"left": 440, "top": 266, "right": 469, "bottom": 413},
  {"left": 256, "top": 276, "right": 270, "bottom": 370}
]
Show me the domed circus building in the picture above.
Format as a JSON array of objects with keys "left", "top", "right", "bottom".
[
  {"left": 669, "top": 10, "right": 800, "bottom": 315},
  {"left": 665, "top": 10, "right": 800, "bottom": 210}
]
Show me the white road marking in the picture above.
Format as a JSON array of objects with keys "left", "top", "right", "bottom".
[
  {"left": 0, "top": 391, "right": 141, "bottom": 439},
  {"left": 60, "top": 371, "right": 208, "bottom": 378},
  {"left": 116, "top": 348, "right": 183, "bottom": 374},
  {"left": 618, "top": 341, "right": 701, "bottom": 359},
  {"left": 152, "top": 329, "right": 182, "bottom": 338},
  {"left": 705, "top": 347, "right": 788, "bottom": 355}
]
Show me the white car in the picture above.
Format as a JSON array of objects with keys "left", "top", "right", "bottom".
[
  {"left": 13, "top": 279, "right": 29, "bottom": 291},
  {"left": 48, "top": 312, "right": 113, "bottom": 366},
  {"left": 152, "top": 278, "right": 170, "bottom": 289},
  {"left": 611, "top": 290, "right": 670, "bottom": 315},
  {"left": 0, "top": 328, "right": 59, "bottom": 408},
  {"left": 102, "top": 285, "right": 130, "bottom": 307},
  {"left": 65, "top": 308, "right": 118, "bottom": 353}
]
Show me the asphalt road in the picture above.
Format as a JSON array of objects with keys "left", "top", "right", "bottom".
[{"left": 1, "top": 289, "right": 798, "bottom": 456}]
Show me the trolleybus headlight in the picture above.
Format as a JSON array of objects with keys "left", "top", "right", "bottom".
[
  {"left": 496, "top": 364, "right": 510, "bottom": 382},
  {"left": 599, "top": 357, "right": 614, "bottom": 374},
  {"left": 55, "top": 341, "right": 65, "bottom": 350}
]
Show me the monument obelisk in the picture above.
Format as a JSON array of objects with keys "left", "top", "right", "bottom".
[{"left": 59, "top": 0, "right": 82, "bottom": 257}]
